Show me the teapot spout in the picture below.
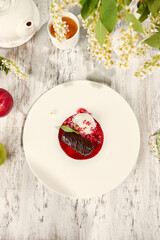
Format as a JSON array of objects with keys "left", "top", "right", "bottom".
[{"left": 17, "top": 19, "right": 35, "bottom": 38}]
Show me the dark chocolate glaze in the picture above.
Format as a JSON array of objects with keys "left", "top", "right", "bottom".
[{"left": 61, "top": 132, "right": 94, "bottom": 156}]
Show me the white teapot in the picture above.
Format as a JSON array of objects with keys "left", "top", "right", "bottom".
[{"left": 0, "top": 0, "right": 40, "bottom": 48}]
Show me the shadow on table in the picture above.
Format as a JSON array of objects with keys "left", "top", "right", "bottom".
[{"left": 87, "top": 63, "right": 116, "bottom": 87}]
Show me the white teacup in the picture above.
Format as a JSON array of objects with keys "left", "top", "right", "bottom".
[{"left": 47, "top": 12, "right": 80, "bottom": 50}]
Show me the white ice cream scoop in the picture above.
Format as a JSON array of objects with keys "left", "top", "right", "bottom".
[{"left": 72, "top": 113, "right": 96, "bottom": 135}]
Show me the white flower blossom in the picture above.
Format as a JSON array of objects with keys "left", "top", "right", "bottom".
[
  {"left": 135, "top": 54, "right": 160, "bottom": 79},
  {"left": 50, "top": 1, "right": 160, "bottom": 78},
  {"left": 50, "top": 0, "right": 79, "bottom": 42},
  {"left": 150, "top": 131, "right": 160, "bottom": 159},
  {"left": 82, "top": 1, "right": 114, "bottom": 68},
  {"left": 2, "top": 59, "right": 28, "bottom": 81}
]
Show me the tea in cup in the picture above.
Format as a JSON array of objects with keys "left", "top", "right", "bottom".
[{"left": 47, "top": 12, "right": 80, "bottom": 50}]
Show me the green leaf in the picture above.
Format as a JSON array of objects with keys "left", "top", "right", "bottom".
[
  {"left": 81, "top": 0, "right": 99, "bottom": 20},
  {"left": 156, "top": 133, "right": 160, "bottom": 151},
  {"left": 87, "top": 18, "right": 94, "bottom": 27},
  {"left": 0, "top": 57, "right": 10, "bottom": 74},
  {"left": 0, "top": 143, "right": 7, "bottom": 166},
  {"left": 124, "top": 0, "right": 132, "bottom": 6},
  {"left": 117, "top": 4, "right": 123, "bottom": 12},
  {"left": 60, "top": 125, "right": 79, "bottom": 134},
  {"left": 0, "top": 56, "right": 4, "bottom": 61},
  {"left": 80, "top": 0, "right": 86, "bottom": 6},
  {"left": 95, "top": 18, "right": 107, "bottom": 46},
  {"left": 138, "top": 6, "right": 150, "bottom": 22},
  {"left": 137, "top": 1, "right": 145, "bottom": 14},
  {"left": 124, "top": 9, "right": 144, "bottom": 33},
  {"left": 4, "top": 66, "right": 9, "bottom": 75},
  {"left": 100, "top": 0, "right": 117, "bottom": 33},
  {"left": 0, "top": 57, "right": 4, "bottom": 69},
  {"left": 144, "top": 32, "right": 160, "bottom": 48},
  {"left": 145, "top": 0, "right": 160, "bottom": 18}
]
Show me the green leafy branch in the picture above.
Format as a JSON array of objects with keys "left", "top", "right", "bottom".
[
  {"left": 150, "top": 130, "right": 160, "bottom": 159},
  {"left": 80, "top": 0, "right": 160, "bottom": 48},
  {"left": 135, "top": 53, "right": 160, "bottom": 78},
  {"left": 0, "top": 56, "right": 28, "bottom": 81}
]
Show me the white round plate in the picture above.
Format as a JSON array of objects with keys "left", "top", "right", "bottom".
[{"left": 23, "top": 80, "right": 140, "bottom": 198}]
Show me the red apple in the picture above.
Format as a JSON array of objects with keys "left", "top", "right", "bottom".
[{"left": 0, "top": 88, "right": 13, "bottom": 117}]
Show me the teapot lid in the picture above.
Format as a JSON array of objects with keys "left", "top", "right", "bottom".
[{"left": 0, "top": 0, "right": 16, "bottom": 16}]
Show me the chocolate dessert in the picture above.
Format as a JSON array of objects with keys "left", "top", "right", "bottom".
[
  {"left": 58, "top": 108, "right": 104, "bottom": 160},
  {"left": 61, "top": 132, "right": 94, "bottom": 156}
]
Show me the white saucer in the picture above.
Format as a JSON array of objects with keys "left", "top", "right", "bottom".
[
  {"left": 23, "top": 80, "right": 140, "bottom": 198},
  {"left": 0, "top": 1, "right": 40, "bottom": 48}
]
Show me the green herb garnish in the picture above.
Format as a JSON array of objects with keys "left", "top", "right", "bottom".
[{"left": 60, "top": 125, "right": 79, "bottom": 134}]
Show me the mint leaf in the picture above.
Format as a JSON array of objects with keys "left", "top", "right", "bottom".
[
  {"left": 144, "top": 32, "right": 160, "bottom": 48},
  {"left": 95, "top": 18, "right": 107, "bottom": 46},
  {"left": 124, "top": 9, "right": 144, "bottom": 33},
  {"left": 100, "top": 0, "right": 117, "bottom": 33},
  {"left": 60, "top": 126, "right": 79, "bottom": 134},
  {"left": 81, "top": 0, "right": 99, "bottom": 20},
  {"left": 145, "top": 0, "right": 160, "bottom": 18}
]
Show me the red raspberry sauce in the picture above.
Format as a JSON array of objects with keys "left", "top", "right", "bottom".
[{"left": 58, "top": 108, "right": 104, "bottom": 160}]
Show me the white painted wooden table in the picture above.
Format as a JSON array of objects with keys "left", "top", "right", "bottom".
[{"left": 0, "top": 1, "right": 160, "bottom": 239}]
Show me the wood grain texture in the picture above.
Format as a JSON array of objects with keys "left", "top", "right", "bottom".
[{"left": 0, "top": 0, "right": 160, "bottom": 239}]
